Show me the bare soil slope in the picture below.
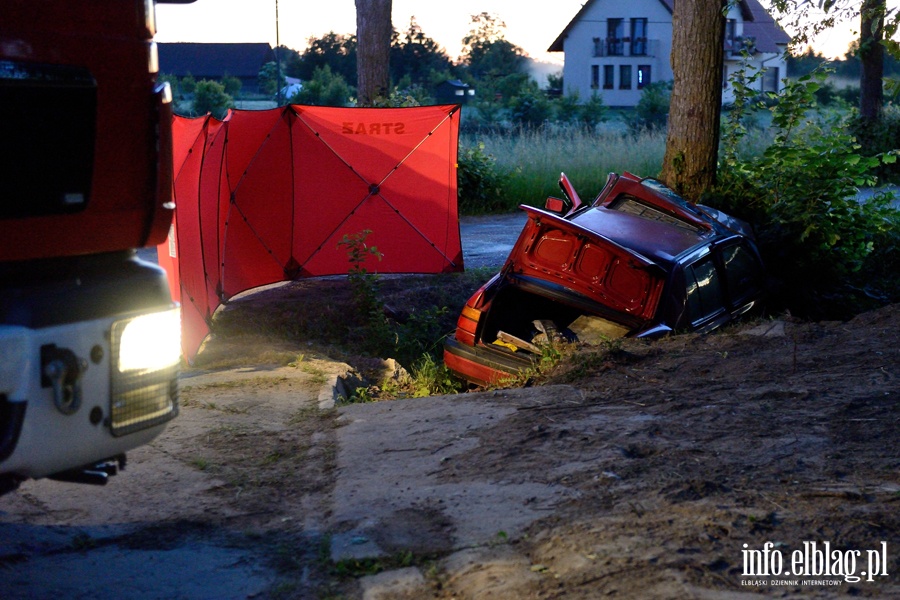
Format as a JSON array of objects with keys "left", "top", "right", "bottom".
[{"left": 1, "top": 299, "right": 897, "bottom": 599}]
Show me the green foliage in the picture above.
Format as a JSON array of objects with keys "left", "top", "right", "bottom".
[
  {"left": 546, "top": 71, "right": 564, "bottom": 94},
  {"left": 552, "top": 91, "right": 582, "bottom": 125},
  {"left": 461, "top": 13, "right": 528, "bottom": 83},
  {"left": 456, "top": 142, "right": 509, "bottom": 214},
  {"left": 631, "top": 81, "right": 672, "bottom": 132},
  {"left": 191, "top": 79, "right": 233, "bottom": 119},
  {"left": 296, "top": 31, "right": 357, "bottom": 84},
  {"left": 390, "top": 17, "right": 454, "bottom": 87},
  {"left": 258, "top": 62, "right": 279, "bottom": 97},
  {"left": 181, "top": 74, "right": 197, "bottom": 95},
  {"left": 509, "top": 86, "right": 552, "bottom": 127},
  {"left": 221, "top": 74, "right": 242, "bottom": 97},
  {"left": 292, "top": 65, "right": 353, "bottom": 106},
  {"left": 370, "top": 86, "right": 425, "bottom": 107},
  {"left": 713, "top": 67, "right": 900, "bottom": 318},
  {"left": 578, "top": 92, "right": 608, "bottom": 128},
  {"left": 337, "top": 230, "right": 391, "bottom": 355},
  {"left": 849, "top": 104, "right": 900, "bottom": 182}
]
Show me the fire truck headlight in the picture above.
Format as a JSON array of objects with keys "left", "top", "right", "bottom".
[{"left": 117, "top": 308, "right": 181, "bottom": 373}]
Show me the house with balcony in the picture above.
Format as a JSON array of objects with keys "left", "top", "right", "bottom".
[{"left": 547, "top": 0, "right": 791, "bottom": 107}]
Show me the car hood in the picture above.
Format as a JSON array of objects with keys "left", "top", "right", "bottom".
[{"left": 504, "top": 206, "right": 666, "bottom": 326}]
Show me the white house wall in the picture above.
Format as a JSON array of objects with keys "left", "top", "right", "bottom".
[
  {"left": 560, "top": 0, "right": 674, "bottom": 107},
  {"left": 558, "top": 0, "right": 787, "bottom": 108}
]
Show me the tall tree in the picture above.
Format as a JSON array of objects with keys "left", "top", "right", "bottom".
[
  {"left": 297, "top": 32, "right": 357, "bottom": 84},
  {"left": 660, "top": 0, "right": 726, "bottom": 199},
  {"left": 355, "top": 0, "right": 392, "bottom": 105},
  {"left": 390, "top": 17, "right": 453, "bottom": 86},
  {"left": 859, "top": 0, "right": 885, "bottom": 120}
]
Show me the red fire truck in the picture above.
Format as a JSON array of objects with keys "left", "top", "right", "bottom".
[{"left": 0, "top": 0, "right": 192, "bottom": 493}]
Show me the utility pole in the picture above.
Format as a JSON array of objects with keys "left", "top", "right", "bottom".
[{"left": 275, "top": 0, "right": 282, "bottom": 105}]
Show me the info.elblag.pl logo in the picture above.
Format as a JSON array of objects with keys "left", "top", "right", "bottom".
[{"left": 741, "top": 541, "right": 890, "bottom": 586}]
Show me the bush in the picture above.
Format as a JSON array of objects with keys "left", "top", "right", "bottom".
[
  {"left": 630, "top": 81, "right": 672, "bottom": 132},
  {"left": 579, "top": 92, "right": 608, "bottom": 129},
  {"left": 456, "top": 141, "right": 509, "bottom": 213},
  {"left": 292, "top": 65, "right": 352, "bottom": 106},
  {"left": 712, "top": 69, "right": 900, "bottom": 319},
  {"left": 850, "top": 104, "right": 900, "bottom": 183},
  {"left": 192, "top": 80, "right": 233, "bottom": 119},
  {"left": 509, "top": 89, "right": 552, "bottom": 127}
]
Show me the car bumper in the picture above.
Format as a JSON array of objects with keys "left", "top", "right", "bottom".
[{"left": 443, "top": 336, "right": 533, "bottom": 387}]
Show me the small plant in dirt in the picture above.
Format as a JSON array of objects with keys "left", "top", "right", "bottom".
[{"left": 337, "top": 229, "right": 392, "bottom": 355}]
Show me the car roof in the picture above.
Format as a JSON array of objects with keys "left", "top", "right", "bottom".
[{"left": 570, "top": 206, "right": 717, "bottom": 266}]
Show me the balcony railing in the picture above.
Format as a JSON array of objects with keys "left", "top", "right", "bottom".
[
  {"left": 592, "top": 38, "right": 659, "bottom": 58},
  {"left": 725, "top": 36, "right": 757, "bottom": 57}
]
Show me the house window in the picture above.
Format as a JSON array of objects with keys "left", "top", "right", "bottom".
[
  {"left": 619, "top": 65, "right": 632, "bottom": 90},
  {"left": 637, "top": 65, "right": 651, "bottom": 89},
  {"left": 591, "top": 65, "right": 600, "bottom": 89},
  {"left": 592, "top": 37, "right": 602, "bottom": 57},
  {"left": 631, "top": 18, "right": 648, "bottom": 55},
  {"left": 607, "top": 18, "right": 624, "bottom": 56},
  {"left": 725, "top": 18, "right": 737, "bottom": 54},
  {"left": 603, "top": 65, "right": 615, "bottom": 89},
  {"left": 763, "top": 67, "right": 780, "bottom": 92}
]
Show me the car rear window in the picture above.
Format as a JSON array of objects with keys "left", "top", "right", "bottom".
[{"left": 607, "top": 195, "right": 703, "bottom": 232}]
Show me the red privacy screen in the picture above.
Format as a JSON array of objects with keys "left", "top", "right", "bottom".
[{"left": 158, "top": 104, "right": 463, "bottom": 361}]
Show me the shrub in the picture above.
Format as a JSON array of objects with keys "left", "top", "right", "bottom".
[
  {"left": 630, "top": 81, "right": 672, "bottom": 132},
  {"left": 712, "top": 69, "right": 900, "bottom": 319},
  {"left": 456, "top": 141, "right": 509, "bottom": 213},
  {"left": 579, "top": 92, "right": 608, "bottom": 129},
  {"left": 292, "top": 65, "right": 352, "bottom": 106},
  {"left": 509, "top": 89, "right": 552, "bottom": 127},
  {"left": 192, "top": 80, "right": 233, "bottom": 119},
  {"left": 849, "top": 104, "right": 900, "bottom": 183}
]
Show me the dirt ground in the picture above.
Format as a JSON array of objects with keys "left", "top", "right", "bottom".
[{"left": 1, "top": 213, "right": 898, "bottom": 598}]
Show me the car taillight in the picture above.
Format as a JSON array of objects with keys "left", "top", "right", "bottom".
[{"left": 455, "top": 305, "right": 481, "bottom": 346}]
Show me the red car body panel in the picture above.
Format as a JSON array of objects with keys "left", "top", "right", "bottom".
[
  {"left": 506, "top": 206, "right": 665, "bottom": 323},
  {"left": 444, "top": 172, "right": 766, "bottom": 386}
]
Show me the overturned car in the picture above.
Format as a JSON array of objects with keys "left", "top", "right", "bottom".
[{"left": 444, "top": 172, "right": 765, "bottom": 386}]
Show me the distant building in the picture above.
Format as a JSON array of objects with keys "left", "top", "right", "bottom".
[
  {"left": 158, "top": 43, "right": 275, "bottom": 95},
  {"left": 548, "top": 0, "right": 790, "bottom": 107},
  {"left": 435, "top": 80, "right": 475, "bottom": 105}
]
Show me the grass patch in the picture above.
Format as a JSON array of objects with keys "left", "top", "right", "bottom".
[{"left": 462, "top": 127, "right": 668, "bottom": 212}]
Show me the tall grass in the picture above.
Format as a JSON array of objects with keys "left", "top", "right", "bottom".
[
  {"left": 463, "top": 126, "right": 666, "bottom": 211},
  {"left": 460, "top": 122, "right": 773, "bottom": 213}
]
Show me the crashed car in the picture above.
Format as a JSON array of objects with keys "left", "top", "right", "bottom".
[{"left": 444, "top": 171, "right": 765, "bottom": 386}]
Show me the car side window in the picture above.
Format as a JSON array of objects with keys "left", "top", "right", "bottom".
[
  {"left": 685, "top": 257, "right": 724, "bottom": 324},
  {"left": 721, "top": 243, "right": 761, "bottom": 305}
]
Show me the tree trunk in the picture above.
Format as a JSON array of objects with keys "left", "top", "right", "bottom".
[
  {"left": 660, "top": 0, "right": 726, "bottom": 200},
  {"left": 355, "top": 0, "right": 392, "bottom": 106},
  {"left": 859, "top": 0, "right": 884, "bottom": 122}
]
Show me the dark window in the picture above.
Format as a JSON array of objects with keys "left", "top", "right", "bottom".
[
  {"left": 721, "top": 244, "right": 762, "bottom": 305},
  {"left": 591, "top": 65, "right": 600, "bottom": 89},
  {"left": 603, "top": 65, "right": 615, "bottom": 89},
  {"left": 607, "top": 19, "right": 624, "bottom": 55},
  {"left": 637, "top": 65, "right": 651, "bottom": 89},
  {"left": 631, "top": 18, "right": 648, "bottom": 55},
  {"left": 763, "top": 67, "right": 780, "bottom": 92},
  {"left": 619, "top": 65, "right": 632, "bottom": 90},
  {"left": 725, "top": 18, "right": 737, "bottom": 52},
  {"left": 685, "top": 257, "right": 725, "bottom": 324}
]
